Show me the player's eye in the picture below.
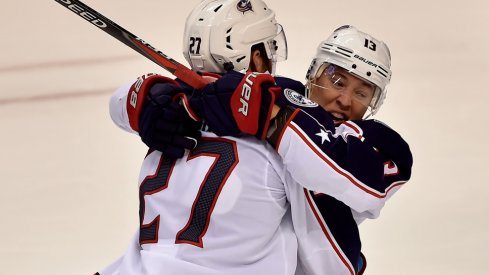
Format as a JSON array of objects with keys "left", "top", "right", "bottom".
[
  {"left": 330, "top": 75, "right": 346, "bottom": 89},
  {"left": 353, "top": 89, "right": 374, "bottom": 106},
  {"left": 355, "top": 90, "right": 368, "bottom": 99}
]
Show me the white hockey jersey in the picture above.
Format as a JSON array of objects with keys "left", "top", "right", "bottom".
[{"left": 99, "top": 78, "right": 412, "bottom": 275}]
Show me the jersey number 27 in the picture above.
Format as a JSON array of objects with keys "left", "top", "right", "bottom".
[{"left": 139, "top": 138, "right": 238, "bottom": 248}]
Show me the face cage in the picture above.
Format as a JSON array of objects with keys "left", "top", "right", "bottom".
[
  {"left": 309, "top": 62, "right": 383, "bottom": 118},
  {"left": 263, "top": 24, "right": 287, "bottom": 75}
]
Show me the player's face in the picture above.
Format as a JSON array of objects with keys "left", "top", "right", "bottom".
[{"left": 309, "top": 65, "right": 375, "bottom": 122}]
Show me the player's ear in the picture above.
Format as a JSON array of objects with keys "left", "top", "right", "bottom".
[{"left": 249, "top": 49, "right": 268, "bottom": 73}]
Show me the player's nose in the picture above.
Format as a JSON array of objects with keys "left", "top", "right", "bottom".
[{"left": 335, "top": 89, "right": 353, "bottom": 109}]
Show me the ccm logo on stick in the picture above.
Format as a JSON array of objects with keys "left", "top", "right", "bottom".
[
  {"left": 56, "top": 0, "right": 107, "bottom": 28},
  {"left": 238, "top": 73, "right": 258, "bottom": 116}
]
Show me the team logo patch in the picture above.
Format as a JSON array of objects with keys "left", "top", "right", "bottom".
[
  {"left": 237, "top": 0, "right": 253, "bottom": 13},
  {"left": 284, "top": 88, "right": 318, "bottom": 108}
]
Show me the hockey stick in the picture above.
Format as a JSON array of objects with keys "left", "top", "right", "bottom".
[{"left": 54, "top": 0, "right": 208, "bottom": 89}]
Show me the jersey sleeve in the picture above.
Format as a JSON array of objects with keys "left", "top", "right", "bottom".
[
  {"left": 273, "top": 109, "right": 413, "bottom": 216},
  {"left": 274, "top": 76, "right": 306, "bottom": 95},
  {"left": 109, "top": 81, "right": 137, "bottom": 134}
]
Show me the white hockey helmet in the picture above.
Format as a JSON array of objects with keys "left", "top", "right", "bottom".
[
  {"left": 305, "top": 25, "right": 392, "bottom": 116},
  {"left": 183, "top": 0, "right": 287, "bottom": 73}
]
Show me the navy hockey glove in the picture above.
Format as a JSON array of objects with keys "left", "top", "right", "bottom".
[
  {"left": 139, "top": 82, "right": 202, "bottom": 159},
  {"left": 185, "top": 71, "right": 282, "bottom": 139},
  {"left": 185, "top": 70, "right": 335, "bottom": 142},
  {"left": 177, "top": 71, "right": 257, "bottom": 138},
  {"left": 126, "top": 74, "right": 171, "bottom": 133},
  {"left": 226, "top": 72, "right": 335, "bottom": 141},
  {"left": 230, "top": 72, "right": 281, "bottom": 139}
]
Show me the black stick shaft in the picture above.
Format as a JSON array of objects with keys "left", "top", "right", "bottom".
[{"left": 54, "top": 0, "right": 207, "bottom": 89}]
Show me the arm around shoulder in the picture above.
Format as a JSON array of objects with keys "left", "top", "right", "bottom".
[{"left": 271, "top": 114, "right": 413, "bottom": 214}]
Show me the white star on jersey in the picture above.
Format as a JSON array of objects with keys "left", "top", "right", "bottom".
[{"left": 315, "top": 129, "right": 330, "bottom": 144}]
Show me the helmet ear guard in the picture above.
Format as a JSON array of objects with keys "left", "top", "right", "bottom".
[
  {"left": 305, "top": 25, "right": 392, "bottom": 116},
  {"left": 182, "top": 0, "right": 287, "bottom": 74}
]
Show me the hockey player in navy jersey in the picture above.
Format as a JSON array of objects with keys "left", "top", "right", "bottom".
[
  {"left": 101, "top": 0, "right": 412, "bottom": 274},
  {"left": 172, "top": 25, "right": 413, "bottom": 274}
]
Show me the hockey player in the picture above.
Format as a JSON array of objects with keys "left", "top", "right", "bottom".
[
  {"left": 174, "top": 24, "right": 413, "bottom": 274},
  {"left": 100, "top": 1, "right": 302, "bottom": 274},
  {"left": 101, "top": 1, "right": 412, "bottom": 275}
]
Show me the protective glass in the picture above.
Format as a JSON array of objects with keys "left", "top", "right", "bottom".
[
  {"left": 265, "top": 24, "right": 287, "bottom": 62},
  {"left": 310, "top": 63, "right": 379, "bottom": 109}
]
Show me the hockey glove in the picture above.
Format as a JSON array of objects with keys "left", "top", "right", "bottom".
[
  {"left": 186, "top": 70, "right": 335, "bottom": 142},
  {"left": 139, "top": 82, "right": 202, "bottom": 159},
  {"left": 226, "top": 72, "right": 336, "bottom": 141},
  {"left": 185, "top": 71, "right": 280, "bottom": 139},
  {"left": 229, "top": 72, "right": 281, "bottom": 139},
  {"left": 181, "top": 71, "right": 250, "bottom": 137}
]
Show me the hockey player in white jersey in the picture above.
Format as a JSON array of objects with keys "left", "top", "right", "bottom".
[
  {"left": 101, "top": 1, "right": 300, "bottom": 274},
  {"left": 100, "top": 1, "right": 412, "bottom": 274}
]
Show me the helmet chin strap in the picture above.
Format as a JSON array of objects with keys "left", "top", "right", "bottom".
[{"left": 269, "top": 60, "right": 276, "bottom": 75}]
